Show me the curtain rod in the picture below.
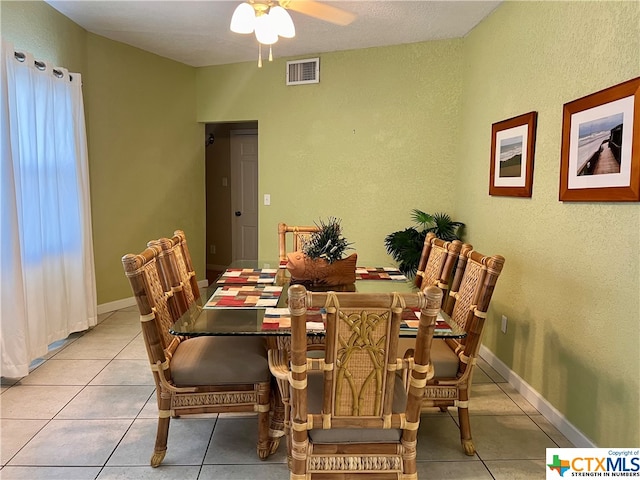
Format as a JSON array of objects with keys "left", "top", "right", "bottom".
[{"left": 13, "top": 51, "right": 73, "bottom": 81}]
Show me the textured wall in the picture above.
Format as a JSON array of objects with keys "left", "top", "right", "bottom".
[
  {"left": 459, "top": 1, "right": 639, "bottom": 446},
  {"left": 85, "top": 34, "right": 203, "bottom": 303},
  {"left": 196, "top": 40, "right": 464, "bottom": 263},
  {"left": 0, "top": 1, "right": 86, "bottom": 73}
]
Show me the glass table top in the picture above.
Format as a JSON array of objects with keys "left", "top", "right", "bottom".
[{"left": 170, "top": 261, "right": 465, "bottom": 339}]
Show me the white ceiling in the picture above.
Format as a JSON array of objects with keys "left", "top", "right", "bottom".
[{"left": 44, "top": 0, "right": 502, "bottom": 67}]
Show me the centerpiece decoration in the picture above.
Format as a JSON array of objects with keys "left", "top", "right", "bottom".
[{"left": 286, "top": 217, "right": 357, "bottom": 286}]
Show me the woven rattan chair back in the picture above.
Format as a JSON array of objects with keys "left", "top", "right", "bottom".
[
  {"left": 278, "top": 222, "right": 320, "bottom": 263},
  {"left": 414, "top": 232, "right": 463, "bottom": 294},
  {"left": 148, "top": 230, "right": 200, "bottom": 315},
  {"left": 423, "top": 245, "right": 505, "bottom": 456},
  {"left": 398, "top": 234, "right": 463, "bottom": 360},
  {"left": 122, "top": 246, "right": 178, "bottom": 356},
  {"left": 122, "top": 243, "right": 274, "bottom": 468},
  {"left": 286, "top": 285, "right": 443, "bottom": 479}
]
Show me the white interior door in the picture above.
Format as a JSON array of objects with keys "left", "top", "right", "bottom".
[{"left": 231, "top": 130, "right": 258, "bottom": 261}]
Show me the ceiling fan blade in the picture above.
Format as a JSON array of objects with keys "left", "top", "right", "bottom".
[{"left": 280, "top": 0, "right": 356, "bottom": 26}]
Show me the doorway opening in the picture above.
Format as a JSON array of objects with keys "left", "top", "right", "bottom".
[{"left": 205, "top": 121, "right": 258, "bottom": 285}]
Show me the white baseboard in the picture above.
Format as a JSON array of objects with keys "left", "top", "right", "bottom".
[
  {"left": 479, "top": 345, "right": 596, "bottom": 448},
  {"left": 97, "top": 297, "right": 136, "bottom": 315},
  {"left": 99, "top": 278, "right": 209, "bottom": 314}
]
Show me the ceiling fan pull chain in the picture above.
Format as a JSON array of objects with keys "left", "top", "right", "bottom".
[{"left": 258, "top": 43, "right": 263, "bottom": 68}]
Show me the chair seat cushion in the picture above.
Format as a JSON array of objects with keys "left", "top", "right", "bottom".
[
  {"left": 431, "top": 339, "right": 459, "bottom": 378},
  {"left": 306, "top": 371, "right": 407, "bottom": 444},
  {"left": 171, "top": 336, "right": 269, "bottom": 386}
]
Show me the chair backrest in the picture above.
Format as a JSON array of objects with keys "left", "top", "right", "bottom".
[
  {"left": 414, "top": 232, "right": 463, "bottom": 292},
  {"left": 122, "top": 246, "right": 180, "bottom": 366},
  {"left": 446, "top": 245, "right": 505, "bottom": 368},
  {"left": 278, "top": 222, "right": 320, "bottom": 263},
  {"left": 148, "top": 230, "right": 200, "bottom": 316},
  {"left": 288, "top": 284, "right": 442, "bottom": 433}
]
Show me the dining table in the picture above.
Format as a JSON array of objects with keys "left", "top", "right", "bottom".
[
  {"left": 169, "top": 260, "right": 467, "bottom": 457},
  {"left": 170, "top": 260, "right": 466, "bottom": 339}
]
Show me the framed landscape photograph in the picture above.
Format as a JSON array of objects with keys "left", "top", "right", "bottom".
[
  {"left": 559, "top": 77, "right": 640, "bottom": 202},
  {"left": 489, "top": 111, "right": 537, "bottom": 197}
]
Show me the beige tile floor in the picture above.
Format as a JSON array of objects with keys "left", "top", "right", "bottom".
[{"left": 1, "top": 305, "right": 574, "bottom": 479}]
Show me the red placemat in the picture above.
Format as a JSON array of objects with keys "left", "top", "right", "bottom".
[
  {"left": 216, "top": 268, "right": 277, "bottom": 284},
  {"left": 401, "top": 309, "right": 452, "bottom": 332},
  {"left": 356, "top": 267, "right": 407, "bottom": 281},
  {"left": 262, "top": 308, "right": 324, "bottom": 331},
  {"left": 204, "top": 285, "right": 282, "bottom": 309}
]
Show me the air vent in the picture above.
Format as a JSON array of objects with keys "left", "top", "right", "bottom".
[{"left": 286, "top": 58, "right": 319, "bottom": 85}]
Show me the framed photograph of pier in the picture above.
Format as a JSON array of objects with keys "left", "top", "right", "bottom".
[
  {"left": 560, "top": 77, "right": 640, "bottom": 202},
  {"left": 489, "top": 111, "right": 538, "bottom": 197}
]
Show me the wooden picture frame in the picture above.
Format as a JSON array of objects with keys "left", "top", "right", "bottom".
[
  {"left": 489, "top": 111, "right": 537, "bottom": 197},
  {"left": 559, "top": 77, "right": 640, "bottom": 202}
]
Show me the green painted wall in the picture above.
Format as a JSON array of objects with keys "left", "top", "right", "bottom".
[
  {"left": 84, "top": 34, "right": 203, "bottom": 303},
  {"left": 458, "top": 1, "right": 639, "bottom": 447},
  {"left": 1, "top": 1, "right": 204, "bottom": 305},
  {"left": 196, "top": 40, "right": 463, "bottom": 264},
  {"left": 0, "top": 0, "right": 86, "bottom": 73}
]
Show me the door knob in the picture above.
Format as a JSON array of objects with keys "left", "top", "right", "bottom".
[{"left": 235, "top": 211, "right": 242, "bottom": 216}]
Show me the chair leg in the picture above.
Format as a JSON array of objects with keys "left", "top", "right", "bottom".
[
  {"left": 152, "top": 412, "right": 170, "bottom": 467},
  {"left": 257, "top": 382, "right": 271, "bottom": 460},
  {"left": 457, "top": 390, "right": 475, "bottom": 456},
  {"left": 257, "top": 409, "right": 271, "bottom": 459},
  {"left": 268, "top": 379, "right": 285, "bottom": 455}
]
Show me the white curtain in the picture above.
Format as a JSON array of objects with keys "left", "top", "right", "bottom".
[{"left": 0, "top": 40, "right": 97, "bottom": 378}]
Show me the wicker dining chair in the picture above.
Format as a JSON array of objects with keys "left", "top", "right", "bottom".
[
  {"left": 122, "top": 244, "right": 273, "bottom": 467},
  {"left": 278, "top": 222, "right": 320, "bottom": 263},
  {"left": 270, "top": 284, "right": 442, "bottom": 479},
  {"left": 414, "top": 232, "right": 463, "bottom": 292},
  {"left": 397, "top": 233, "right": 463, "bottom": 360},
  {"left": 147, "top": 230, "right": 200, "bottom": 319},
  {"left": 421, "top": 245, "right": 505, "bottom": 455}
]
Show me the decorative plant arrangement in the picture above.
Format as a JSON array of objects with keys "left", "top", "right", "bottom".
[
  {"left": 384, "top": 209, "right": 465, "bottom": 277},
  {"left": 287, "top": 217, "right": 357, "bottom": 286},
  {"left": 301, "top": 217, "right": 353, "bottom": 263}
]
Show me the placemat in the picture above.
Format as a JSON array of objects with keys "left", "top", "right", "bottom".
[
  {"left": 204, "top": 285, "right": 282, "bottom": 309},
  {"left": 356, "top": 267, "right": 407, "bottom": 281},
  {"left": 216, "top": 268, "right": 278, "bottom": 284},
  {"left": 401, "top": 309, "right": 452, "bottom": 332},
  {"left": 262, "top": 308, "right": 325, "bottom": 331}
]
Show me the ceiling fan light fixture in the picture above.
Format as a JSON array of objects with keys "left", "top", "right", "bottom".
[
  {"left": 230, "top": 2, "right": 255, "bottom": 34},
  {"left": 269, "top": 6, "right": 295, "bottom": 38},
  {"left": 254, "top": 13, "right": 279, "bottom": 45}
]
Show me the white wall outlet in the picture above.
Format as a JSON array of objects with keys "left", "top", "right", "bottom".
[
  {"left": 263, "top": 193, "right": 271, "bottom": 206},
  {"left": 501, "top": 315, "right": 508, "bottom": 334}
]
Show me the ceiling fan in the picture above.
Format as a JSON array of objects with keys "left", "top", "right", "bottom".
[
  {"left": 277, "top": 0, "right": 357, "bottom": 27},
  {"left": 230, "top": 0, "right": 356, "bottom": 66}
]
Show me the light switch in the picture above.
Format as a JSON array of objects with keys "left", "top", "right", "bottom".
[
  {"left": 221, "top": 177, "right": 228, "bottom": 187},
  {"left": 264, "top": 194, "right": 271, "bottom": 206}
]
